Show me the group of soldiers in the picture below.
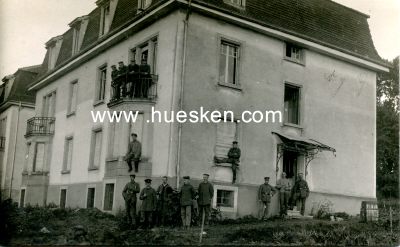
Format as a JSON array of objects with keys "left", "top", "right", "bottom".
[
  {"left": 122, "top": 173, "right": 214, "bottom": 229},
  {"left": 259, "top": 172, "right": 310, "bottom": 220},
  {"left": 110, "top": 58, "right": 152, "bottom": 100}
]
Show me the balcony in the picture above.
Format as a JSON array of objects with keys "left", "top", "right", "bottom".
[
  {"left": 0, "top": 136, "right": 5, "bottom": 150},
  {"left": 25, "top": 117, "right": 55, "bottom": 137},
  {"left": 107, "top": 74, "right": 158, "bottom": 107}
]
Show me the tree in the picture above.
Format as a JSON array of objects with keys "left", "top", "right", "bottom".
[{"left": 376, "top": 56, "right": 399, "bottom": 199}]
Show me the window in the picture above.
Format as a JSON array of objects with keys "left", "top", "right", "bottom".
[
  {"left": 24, "top": 143, "right": 31, "bottom": 172},
  {"left": 87, "top": 187, "right": 95, "bottom": 208},
  {"left": 219, "top": 41, "right": 240, "bottom": 86},
  {"left": 285, "top": 43, "right": 304, "bottom": 63},
  {"left": 132, "top": 38, "right": 158, "bottom": 74},
  {"left": 138, "top": 0, "right": 152, "bottom": 10},
  {"left": 225, "top": 0, "right": 245, "bottom": 7},
  {"left": 100, "top": 3, "right": 110, "bottom": 36},
  {"left": 20, "top": 189, "right": 26, "bottom": 207},
  {"left": 33, "top": 142, "right": 45, "bottom": 172},
  {"left": 103, "top": 183, "right": 114, "bottom": 211},
  {"left": 90, "top": 129, "right": 103, "bottom": 169},
  {"left": 215, "top": 121, "right": 238, "bottom": 158},
  {"left": 60, "top": 189, "right": 67, "bottom": 208},
  {"left": 68, "top": 81, "right": 78, "bottom": 115},
  {"left": 62, "top": 137, "right": 73, "bottom": 172},
  {"left": 0, "top": 117, "right": 6, "bottom": 150},
  {"left": 72, "top": 26, "right": 81, "bottom": 55},
  {"left": 284, "top": 84, "right": 300, "bottom": 125},
  {"left": 282, "top": 150, "right": 298, "bottom": 179},
  {"left": 42, "top": 91, "right": 57, "bottom": 118},
  {"left": 217, "top": 190, "right": 234, "bottom": 207},
  {"left": 47, "top": 45, "right": 56, "bottom": 70},
  {"left": 96, "top": 66, "right": 107, "bottom": 102}
]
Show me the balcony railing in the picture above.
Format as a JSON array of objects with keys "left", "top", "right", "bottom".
[
  {"left": 25, "top": 117, "right": 55, "bottom": 137},
  {"left": 0, "top": 136, "right": 5, "bottom": 150},
  {"left": 109, "top": 74, "right": 158, "bottom": 103}
]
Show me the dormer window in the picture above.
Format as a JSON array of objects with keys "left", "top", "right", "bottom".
[
  {"left": 72, "top": 26, "right": 81, "bottom": 55},
  {"left": 46, "top": 36, "right": 63, "bottom": 70},
  {"left": 100, "top": 3, "right": 110, "bottom": 36},
  {"left": 285, "top": 42, "right": 304, "bottom": 64},
  {"left": 138, "top": 0, "right": 152, "bottom": 11},
  {"left": 224, "top": 0, "right": 245, "bottom": 8},
  {"left": 69, "top": 16, "right": 89, "bottom": 55}
]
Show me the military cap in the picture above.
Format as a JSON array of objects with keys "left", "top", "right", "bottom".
[
  {"left": 203, "top": 173, "right": 210, "bottom": 177},
  {"left": 111, "top": 65, "right": 117, "bottom": 68},
  {"left": 264, "top": 176, "right": 270, "bottom": 180},
  {"left": 144, "top": 178, "right": 152, "bottom": 183},
  {"left": 183, "top": 176, "right": 190, "bottom": 179},
  {"left": 131, "top": 133, "right": 137, "bottom": 137},
  {"left": 130, "top": 174, "right": 136, "bottom": 178},
  {"left": 118, "top": 61, "right": 124, "bottom": 63},
  {"left": 162, "top": 176, "right": 168, "bottom": 179},
  {"left": 232, "top": 141, "right": 238, "bottom": 144}
]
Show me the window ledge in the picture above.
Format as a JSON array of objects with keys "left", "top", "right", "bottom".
[
  {"left": 66, "top": 111, "right": 76, "bottom": 118},
  {"left": 61, "top": 170, "right": 71, "bottom": 174},
  {"left": 88, "top": 167, "right": 99, "bottom": 171},
  {"left": 214, "top": 163, "right": 233, "bottom": 168},
  {"left": 282, "top": 122, "right": 303, "bottom": 129},
  {"left": 93, "top": 100, "right": 105, "bottom": 107},
  {"left": 283, "top": 57, "right": 305, "bottom": 66},
  {"left": 218, "top": 82, "right": 242, "bottom": 91},
  {"left": 106, "top": 157, "right": 119, "bottom": 162}
]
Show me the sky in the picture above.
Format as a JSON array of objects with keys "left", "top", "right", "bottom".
[{"left": 0, "top": 0, "right": 399, "bottom": 77}]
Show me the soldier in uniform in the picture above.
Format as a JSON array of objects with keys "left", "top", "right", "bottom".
[
  {"left": 291, "top": 173, "right": 309, "bottom": 216},
  {"left": 276, "top": 172, "right": 292, "bottom": 217},
  {"left": 127, "top": 59, "right": 140, "bottom": 98},
  {"left": 139, "top": 178, "right": 157, "bottom": 229},
  {"left": 122, "top": 174, "right": 140, "bottom": 226},
  {"left": 156, "top": 176, "right": 173, "bottom": 226},
  {"left": 111, "top": 65, "right": 120, "bottom": 100},
  {"left": 179, "top": 176, "right": 196, "bottom": 229},
  {"left": 258, "top": 176, "right": 277, "bottom": 220},
  {"left": 138, "top": 58, "right": 151, "bottom": 98},
  {"left": 124, "top": 133, "right": 142, "bottom": 172},
  {"left": 197, "top": 174, "right": 214, "bottom": 226},
  {"left": 214, "top": 141, "right": 241, "bottom": 184},
  {"left": 117, "top": 61, "right": 128, "bottom": 97}
]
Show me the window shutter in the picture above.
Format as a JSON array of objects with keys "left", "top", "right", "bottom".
[{"left": 215, "top": 122, "right": 237, "bottom": 158}]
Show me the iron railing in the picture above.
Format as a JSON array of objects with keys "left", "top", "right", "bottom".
[
  {"left": 25, "top": 117, "right": 55, "bottom": 137},
  {"left": 110, "top": 74, "right": 158, "bottom": 102}
]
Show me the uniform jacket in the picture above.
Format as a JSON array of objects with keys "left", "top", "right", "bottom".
[
  {"left": 293, "top": 179, "right": 310, "bottom": 198},
  {"left": 122, "top": 181, "right": 140, "bottom": 202},
  {"left": 140, "top": 186, "right": 157, "bottom": 211},
  {"left": 180, "top": 183, "right": 196, "bottom": 206},
  {"left": 157, "top": 183, "right": 173, "bottom": 202},
  {"left": 118, "top": 65, "right": 128, "bottom": 76},
  {"left": 258, "top": 183, "right": 277, "bottom": 203},
  {"left": 128, "top": 63, "right": 140, "bottom": 73},
  {"left": 125, "top": 140, "right": 142, "bottom": 161},
  {"left": 228, "top": 147, "right": 241, "bottom": 162},
  {"left": 197, "top": 182, "right": 214, "bottom": 206},
  {"left": 111, "top": 70, "right": 119, "bottom": 82},
  {"left": 276, "top": 178, "right": 292, "bottom": 192},
  {"left": 139, "top": 64, "right": 151, "bottom": 75}
]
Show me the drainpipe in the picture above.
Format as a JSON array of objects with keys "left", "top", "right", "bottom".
[
  {"left": 176, "top": 0, "right": 192, "bottom": 188},
  {"left": 9, "top": 102, "right": 21, "bottom": 198}
]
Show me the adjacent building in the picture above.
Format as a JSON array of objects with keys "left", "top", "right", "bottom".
[{"left": 15, "top": 0, "right": 389, "bottom": 217}]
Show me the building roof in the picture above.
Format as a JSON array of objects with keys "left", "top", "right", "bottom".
[
  {"left": 0, "top": 65, "right": 40, "bottom": 107},
  {"left": 34, "top": 0, "right": 385, "bottom": 84}
]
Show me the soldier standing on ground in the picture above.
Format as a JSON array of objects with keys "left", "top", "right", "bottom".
[
  {"left": 292, "top": 173, "right": 309, "bottom": 216},
  {"left": 124, "top": 133, "right": 141, "bottom": 173},
  {"left": 139, "top": 178, "right": 157, "bottom": 229},
  {"left": 198, "top": 174, "right": 214, "bottom": 226},
  {"left": 276, "top": 172, "right": 292, "bottom": 217},
  {"left": 258, "top": 176, "right": 277, "bottom": 221},
  {"left": 179, "top": 176, "right": 196, "bottom": 229},
  {"left": 156, "top": 176, "right": 173, "bottom": 226},
  {"left": 122, "top": 174, "right": 140, "bottom": 226}
]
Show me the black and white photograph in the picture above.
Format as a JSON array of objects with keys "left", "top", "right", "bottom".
[{"left": 0, "top": 0, "right": 399, "bottom": 245}]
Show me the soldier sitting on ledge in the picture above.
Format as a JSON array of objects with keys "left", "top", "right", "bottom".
[{"left": 214, "top": 141, "right": 241, "bottom": 183}]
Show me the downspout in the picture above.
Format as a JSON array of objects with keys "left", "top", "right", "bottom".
[
  {"left": 9, "top": 102, "right": 21, "bottom": 198},
  {"left": 176, "top": 0, "right": 192, "bottom": 188}
]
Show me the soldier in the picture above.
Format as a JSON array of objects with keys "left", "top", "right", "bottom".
[
  {"left": 138, "top": 58, "right": 151, "bottom": 98},
  {"left": 214, "top": 141, "right": 241, "bottom": 184},
  {"left": 111, "top": 65, "right": 120, "bottom": 100},
  {"left": 122, "top": 174, "right": 140, "bottom": 226},
  {"left": 124, "top": 133, "right": 142, "bottom": 172},
  {"left": 258, "top": 176, "right": 277, "bottom": 221},
  {"left": 197, "top": 174, "right": 214, "bottom": 226},
  {"left": 127, "top": 59, "right": 140, "bottom": 98},
  {"left": 139, "top": 178, "right": 157, "bottom": 229},
  {"left": 179, "top": 176, "right": 196, "bottom": 229},
  {"left": 156, "top": 176, "right": 173, "bottom": 226},
  {"left": 292, "top": 173, "right": 309, "bottom": 216},
  {"left": 276, "top": 172, "right": 292, "bottom": 217},
  {"left": 117, "top": 61, "right": 128, "bottom": 97}
]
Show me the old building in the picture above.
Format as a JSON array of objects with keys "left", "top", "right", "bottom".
[
  {"left": 20, "top": 0, "right": 388, "bottom": 217},
  {"left": 0, "top": 65, "right": 40, "bottom": 203}
]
